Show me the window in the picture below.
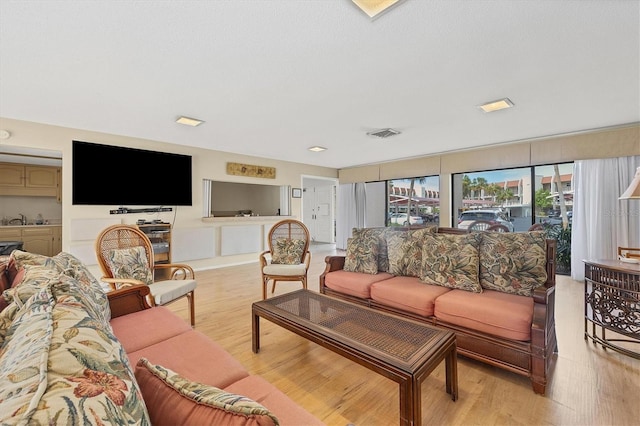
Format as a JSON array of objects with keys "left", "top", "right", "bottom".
[
  {"left": 387, "top": 176, "right": 439, "bottom": 227},
  {"left": 452, "top": 163, "right": 573, "bottom": 231}
]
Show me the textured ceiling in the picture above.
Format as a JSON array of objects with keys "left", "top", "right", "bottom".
[{"left": 0, "top": 1, "right": 638, "bottom": 169}]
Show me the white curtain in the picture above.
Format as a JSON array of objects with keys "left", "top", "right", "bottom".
[
  {"left": 571, "top": 155, "right": 640, "bottom": 280},
  {"left": 336, "top": 183, "right": 367, "bottom": 250}
]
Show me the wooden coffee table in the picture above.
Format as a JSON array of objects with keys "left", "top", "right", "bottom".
[{"left": 252, "top": 289, "right": 457, "bottom": 426}]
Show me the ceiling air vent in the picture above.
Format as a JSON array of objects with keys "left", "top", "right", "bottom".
[{"left": 366, "top": 128, "right": 401, "bottom": 138}]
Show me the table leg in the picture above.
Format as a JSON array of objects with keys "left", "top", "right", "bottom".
[
  {"left": 445, "top": 344, "right": 458, "bottom": 401},
  {"left": 399, "top": 379, "right": 418, "bottom": 426},
  {"left": 252, "top": 311, "right": 260, "bottom": 353}
]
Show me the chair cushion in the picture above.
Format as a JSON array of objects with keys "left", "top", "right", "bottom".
[
  {"left": 479, "top": 231, "right": 548, "bottom": 296},
  {"left": 370, "top": 276, "right": 451, "bottom": 317},
  {"left": 135, "top": 358, "right": 279, "bottom": 426},
  {"left": 434, "top": 289, "right": 534, "bottom": 341},
  {"left": 107, "top": 246, "right": 153, "bottom": 285},
  {"left": 271, "top": 238, "right": 305, "bottom": 265},
  {"left": 263, "top": 263, "right": 307, "bottom": 276},
  {"left": 343, "top": 237, "right": 379, "bottom": 275},
  {"left": 150, "top": 279, "right": 197, "bottom": 306},
  {"left": 324, "top": 270, "right": 394, "bottom": 299},
  {"left": 420, "top": 233, "right": 482, "bottom": 293}
]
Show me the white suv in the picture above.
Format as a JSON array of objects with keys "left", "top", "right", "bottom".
[{"left": 458, "top": 210, "right": 514, "bottom": 232}]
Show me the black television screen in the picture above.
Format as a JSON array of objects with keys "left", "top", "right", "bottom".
[{"left": 72, "top": 141, "right": 192, "bottom": 206}]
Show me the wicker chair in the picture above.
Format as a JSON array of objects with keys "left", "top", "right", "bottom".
[
  {"left": 259, "top": 219, "right": 311, "bottom": 299},
  {"left": 618, "top": 246, "right": 640, "bottom": 261},
  {"left": 487, "top": 223, "right": 510, "bottom": 232},
  {"left": 95, "top": 224, "right": 197, "bottom": 326},
  {"left": 466, "top": 220, "right": 493, "bottom": 232}
]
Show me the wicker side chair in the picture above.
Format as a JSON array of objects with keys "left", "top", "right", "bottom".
[
  {"left": 487, "top": 224, "right": 511, "bottom": 232},
  {"left": 466, "top": 220, "right": 493, "bottom": 232},
  {"left": 259, "top": 219, "right": 311, "bottom": 299},
  {"left": 618, "top": 246, "right": 640, "bottom": 261},
  {"left": 96, "top": 224, "right": 197, "bottom": 326}
]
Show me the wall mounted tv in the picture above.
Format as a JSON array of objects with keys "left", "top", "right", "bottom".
[{"left": 72, "top": 141, "right": 193, "bottom": 206}]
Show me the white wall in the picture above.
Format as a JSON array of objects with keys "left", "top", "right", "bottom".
[{"left": 0, "top": 117, "right": 337, "bottom": 273}]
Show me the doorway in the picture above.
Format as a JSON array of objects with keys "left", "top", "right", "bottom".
[{"left": 301, "top": 176, "right": 337, "bottom": 243}]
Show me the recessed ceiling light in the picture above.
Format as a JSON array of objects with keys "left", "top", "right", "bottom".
[
  {"left": 175, "top": 116, "right": 205, "bottom": 126},
  {"left": 352, "top": 0, "right": 404, "bottom": 19},
  {"left": 478, "top": 98, "right": 514, "bottom": 113},
  {"left": 308, "top": 146, "right": 327, "bottom": 152}
]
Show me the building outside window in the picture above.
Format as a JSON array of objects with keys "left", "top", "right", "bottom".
[
  {"left": 387, "top": 176, "right": 439, "bottom": 227},
  {"left": 452, "top": 163, "right": 573, "bottom": 232}
]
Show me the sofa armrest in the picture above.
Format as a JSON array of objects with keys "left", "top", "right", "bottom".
[
  {"left": 319, "top": 256, "right": 346, "bottom": 294},
  {"left": 108, "top": 285, "right": 152, "bottom": 319}
]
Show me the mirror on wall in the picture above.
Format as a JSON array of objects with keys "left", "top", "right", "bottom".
[{"left": 202, "top": 180, "right": 290, "bottom": 218}]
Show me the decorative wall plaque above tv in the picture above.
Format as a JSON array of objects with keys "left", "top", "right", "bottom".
[
  {"left": 226, "top": 162, "right": 276, "bottom": 179},
  {"left": 72, "top": 140, "right": 193, "bottom": 206}
]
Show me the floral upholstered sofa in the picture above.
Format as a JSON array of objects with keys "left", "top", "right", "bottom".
[
  {"left": 320, "top": 227, "right": 557, "bottom": 394},
  {"left": 0, "top": 251, "right": 322, "bottom": 426}
]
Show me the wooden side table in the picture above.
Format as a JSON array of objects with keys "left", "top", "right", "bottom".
[{"left": 583, "top": 259, "right": 640, "bottom": 359}]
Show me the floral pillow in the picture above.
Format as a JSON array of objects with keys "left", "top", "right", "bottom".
[
  {"left": 135, "top": 358, "right": 279, "bottom": 426},
  {"left": 420, "top": 233, "right": 482, "bottom": 293},
  {"left": 271, "top": 238, "right": 306, "bottom": 265},
  {"left": 479, "top": 231, "right": 548, "bottom": 296},
  {"left": 386, "top": 232, "right": 425, "bottom": 277},
  {"left": 107, "top": 246, "right": 153, "bottom": 286},
  {"left": 344, "top": 237, "right": 379, "bottom": 274}
]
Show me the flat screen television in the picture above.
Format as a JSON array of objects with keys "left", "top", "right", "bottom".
[{"left": 72, "top": 140, "right": 193, "bottom": 206}]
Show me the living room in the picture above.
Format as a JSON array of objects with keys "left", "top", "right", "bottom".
[{"left": 1, "top": 1, "right": 639, "bottom": 425}]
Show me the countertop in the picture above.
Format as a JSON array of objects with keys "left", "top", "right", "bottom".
[{"left": 0, "top": 224, "right": 62, "bottom": 228}]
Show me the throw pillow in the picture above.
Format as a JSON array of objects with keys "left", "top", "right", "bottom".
[
  {"left": 386, "top": 232, "right": 426, "bottom": 277},
  {"left": 135, "top": 358, "right": 280, "bottom": 426},
  {"left": 107, "top": 246, "right": 153, "bottom": 286},
  {"left": 420, "top": 233, "right": 482, "bottom": 292},
  {"left": 271, "top": 238, "right": 305, "bottom": 265},
  {"left": 343, "top": 237, "right": 379, "bottom": 274},
  {"left": 479, "top": 231, "right": 548, "bottom": 296}
]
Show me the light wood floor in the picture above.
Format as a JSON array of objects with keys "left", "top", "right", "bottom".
[{"left": 164, "top": 243, "right": 640, "bottom": 425}]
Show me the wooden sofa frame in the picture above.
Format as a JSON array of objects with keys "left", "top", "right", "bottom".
[{"left": 319, "top": 227, "right": 558, "bottom": 395}]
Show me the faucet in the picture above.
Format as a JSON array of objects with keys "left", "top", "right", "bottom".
[{"left": 19, "top": 213, "right": 26, "bottom": 225}]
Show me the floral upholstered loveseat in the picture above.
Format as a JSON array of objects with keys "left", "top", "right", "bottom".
[
  {"left": 0, "top": 251, "right": 322, "bottom": 426},
  {"left": 320, "top": 226, "right": 557, "bottom": 395}
]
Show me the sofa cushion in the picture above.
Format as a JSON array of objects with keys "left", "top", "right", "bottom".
[
  {"left": 8, "top": 251, "right": 111, "bottom": 323},
  {"left": 420, "top": 232, "right": 482, "bottom": 293},
  {"left": 434, "top": 289, "right": 534, "bottom": 341},
  {"left": 226, "top": 375, "right": 325, "bottom": 426},
  {"left": 343, "top": 237, "right": 379, "bottom": 274},
  {"left": 135, "top": 358, "right": 279, "bottom": 426},
  {"left": 370, "top": 276, "right": 451, "bottom": 317},
  {"left": 324, "top": 270, "right": 394, "bottom": 299},
  {"left": 479, "top": 231, "right": 548, "bottom": 296},
  {"left": 107, "top": 246, "right": 154, "bottom": 285},
  {"left": 351, "top": 227, "right": 402, "bottom": 272},
  {"left": 0, "top": 277, "right": 150, "bottom": 425},
  {"left": 110, "top": 306, "right": 193, "bottom": 353},
  {"left": 125, "top": 329, "right": 250, "bottom": 389},
  {"left": 271, "top": 238, "right": 305, "bottom": 265}
]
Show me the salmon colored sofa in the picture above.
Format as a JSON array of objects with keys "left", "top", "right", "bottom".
[
  {"left": 1, "top": 251, "right": 322, "bottom": 426},
  {"left": 320, "top": 227, "right": 557, "bottom": 395}
]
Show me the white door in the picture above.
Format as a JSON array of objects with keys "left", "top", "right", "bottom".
[{"left": 302, "top": 179, "right": 336, "bottom": 243}]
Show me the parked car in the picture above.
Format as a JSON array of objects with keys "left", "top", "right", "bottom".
[
  {"left": 458, "top": 209, "right": 514, "bottom": 232},
  {"left": 390, "top": 213, "right": 424, "bottom": 225}
]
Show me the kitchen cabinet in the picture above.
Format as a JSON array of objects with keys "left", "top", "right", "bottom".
[
  {"left": 0, "top": 163, "right": 60, "bottom": 197},
  {"left": 0, "top": 226, "right": 61, "bottom": 256}
]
